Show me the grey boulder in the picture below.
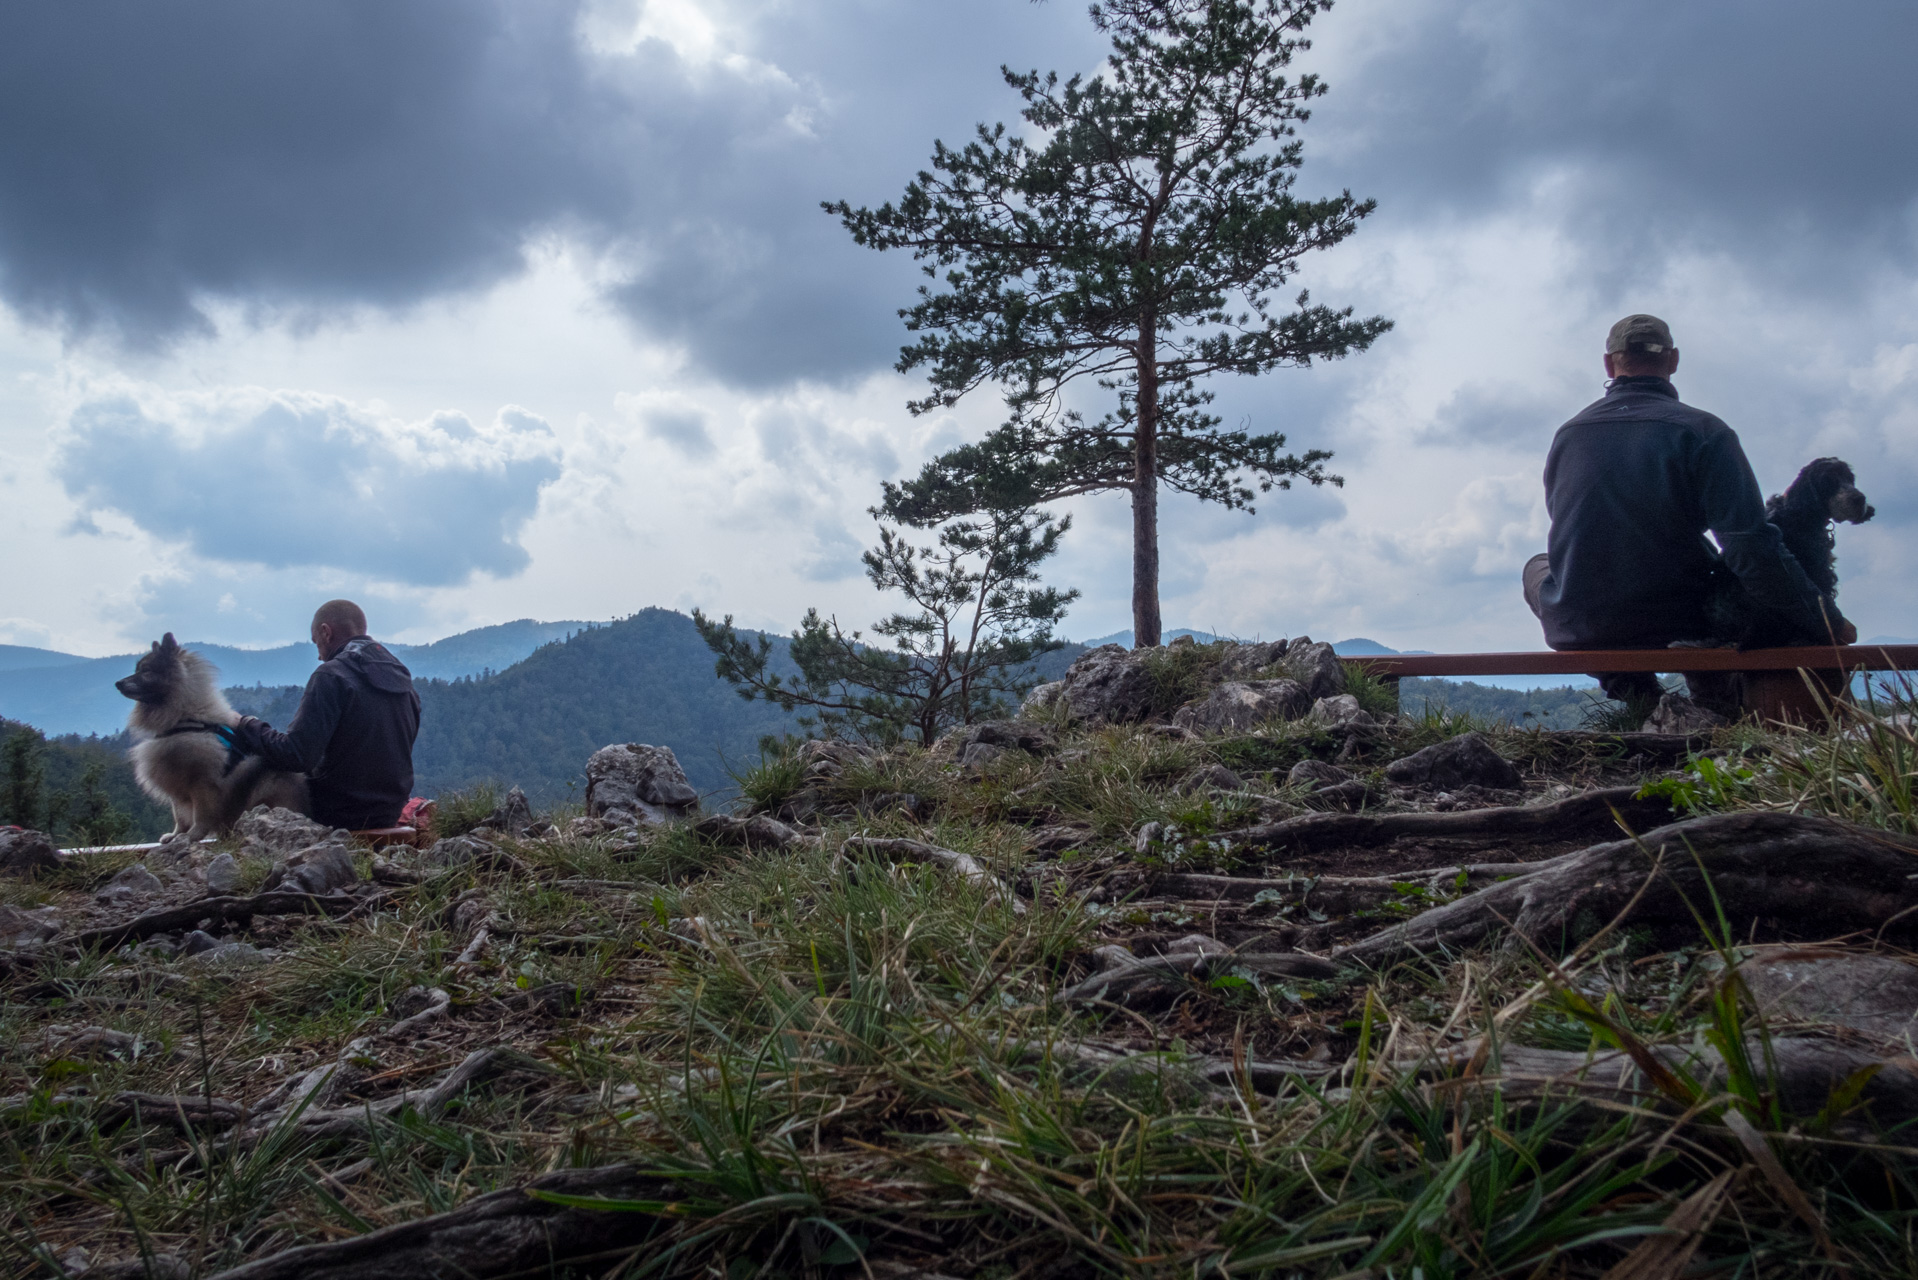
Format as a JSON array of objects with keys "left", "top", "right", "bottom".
[
  {"left": 0, "top": 827, "right": 60, "bottom": 877},
  {"left": 1279, "top": 639, "right": 1348, "bottom": 701},
  {"left": 96, "top": 863, "right": 165, "bottom": 906},
  {"left": 483, "top": 785, "right": 537, "bottom": 835},
  {"left": 1215, "top": 639, "right": 1290, "bottom": 679},
  {"left": 1049, "top": 645, "right": 1158, "bottom": 725},
  {"left": 1170, "top": 679, "right": 1309, "bottom": 735},
  {"left": 1384, "top": 732, "right": 1523, "bottom": 790},
  {"left": 586, "top": 744, "right": 700, "bottom": 825},
  {"left": 1642, "top": 693, "right": 1729, "bottom": 735},
  {"left": 1310, "top": 694, "right": 1376, "bottom": 729},
  {"left": 235, "top": 807, "right": 335, "bottom": 859},
  {"left": 262, "top": 837, "right": 360, "bottom": 895},
  {"left": 203, "top": 852, "right": 244, "bottom": 897},
  {"left": 0, "top": 903, "right": 60, "bottom": 947}
]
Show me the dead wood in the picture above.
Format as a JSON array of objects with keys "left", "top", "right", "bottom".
[
  {"left": 1418, "top": 1035, "right": 1918, "bottom": 1129},
  {"left": 1150, "top": 864, "right": 1538, "bottom": 914},
  {"left": 202, "top": 1161, "right": 679, "bottom": 1280},
  {"left": 67, "top": 888, "right": 388, "bottom": 953},
  {"left": 1336, "top": 811, "right": 1918, "bottom": 968},
  {"left": 841, "top": 836, "right": 1025, "bottom": 911},
  {"left": 1058, "top": 949, "right": 1340, "bottom": 1008},
  {"left": 1235, "top": 786, "right": 1676, "bottom": 858}
]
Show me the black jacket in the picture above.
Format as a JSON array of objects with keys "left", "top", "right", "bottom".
[
  {"left": 1537, "top": 377, "right": 1824, "bottom": 649},
  {"left": 236, "top": 637, "right": 421, "bottom": 829}
]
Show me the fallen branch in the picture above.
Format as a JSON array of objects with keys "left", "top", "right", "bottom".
[
  {"left": 1236, "top": 786, "right": 1676, "bottom": 859},
  {"left": 1336, "top": 811, "right": 1918, "bottom": 967},
  {"left": 841, "top": 836, "right": 1025, "bottom": 912},
  {"left": 1150, "top": 864, "right": 1537, "bottom": 914},
  {"left": 67, "top": 888, "right": 387, "bottom": 952},
  {"left": 204, "top": 1162, "right": 680, "bottom": 1280},
  {"left": 1057, "top": 949, "right": 1340, "bottom": 1008}
]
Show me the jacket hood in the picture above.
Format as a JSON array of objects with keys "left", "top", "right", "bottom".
[{"left": 335, "top": 637, "right": 416, "bottom": 694}]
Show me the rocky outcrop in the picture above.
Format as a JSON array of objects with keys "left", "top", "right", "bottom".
[
  {"left": 585, "top": 744, "right": 700, "bottom": 826},
  {"left": 0, "top": 827, "right": 60, "bottom": 876},
  {"left": 236, "top": 807, "right": 335, "bottom": 859},
  {"left": 96, "top": 863, "right": 164, "bottom": 906},
  {"left": 1278, "top": 639, "right": 1347, "bottom": 701},
  {"left": 483, "top": 786, "right": 537, "bottom": 836},
  {"left": 1383, "top": 732, "right": 1524, "bottom": 790},
  {"left": 1046, "top": 645, "right": 1158, "bottom": 725},
  {"left": 1171, "top": 680, "right": 1309, "bottom": 734},
  {"left": 1642, "top": 693, "right": 1729, "bottom": 735},
  {"left": 261, "top": 836, "right": 360, "bottom": 896},
  {"left": 1309, "top": 694, "right": 1375, "bottom": 729}
]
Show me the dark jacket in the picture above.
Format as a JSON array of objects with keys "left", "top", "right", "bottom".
[
  {"left": 1537, "top": 377, "right": 1823, "bottom": 649},
  {"left": 236, "top": 637, "right": 421, "bottom": 829}
]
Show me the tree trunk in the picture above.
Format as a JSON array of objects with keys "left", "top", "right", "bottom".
[{"left": 1132, "top": 320, "right": 1161, "bottom": 648}]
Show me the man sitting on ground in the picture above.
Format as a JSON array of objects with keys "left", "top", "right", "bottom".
[
  {"left": 1522, "top": 314, "right": 1853, "bottom": 715},
  {"left": 234, "top": 599, "right": 421, "bottom": 830}
]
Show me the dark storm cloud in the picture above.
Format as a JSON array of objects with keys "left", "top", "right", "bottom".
[
  {"left": 1308, "top": 0, "right": 1918, "bottom": 279},
  {"left": 0, "top": 0, "right": 1099, "bottom": 386}
]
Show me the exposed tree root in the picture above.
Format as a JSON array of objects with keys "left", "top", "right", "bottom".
[
  {"left": 202, "top": 1161, "right": 679, "bottom": 1280},
  {"left": 1336, "top": 811, "right": 1918, "bottom": 968},
  {"left": 1417, "top": 1035, "right": 1918, "bottom": 1131},
  {"left": 1236, "top": 786, "right": 1677, "bottom": 858},
  {"left": 66, "top": 888, "right": 389, "bottom": 953},
  {"left": 841, "top": 836, "right": 1024, "bottom": 911},
  {"left": 1149, "top": 864, "right": 1539, "bottom": 914},
  {"left": 1057, "top": 947, "right": 1340, "bottom": 1008}
]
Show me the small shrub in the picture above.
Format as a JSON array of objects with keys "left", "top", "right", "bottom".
[
  {"left": 435, "top": 782, "right": 500, "bottom": 837},
  {"left": 731, "top": 743, "right": 807, "bottom": 812},
  {"left": 1139, "top": 641, "right": 1230, "bottom": 715},
  {"left": 1342, "top": 662, "right": 1400, "bottom": 720}
]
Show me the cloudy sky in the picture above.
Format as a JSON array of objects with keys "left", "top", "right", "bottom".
[{"left": 2, "top": 0, "right": 1914, "bottom": 658}]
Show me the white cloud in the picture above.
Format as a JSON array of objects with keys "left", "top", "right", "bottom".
[{"left": 53, "top": 384, "right": 562, "bottom": 586}]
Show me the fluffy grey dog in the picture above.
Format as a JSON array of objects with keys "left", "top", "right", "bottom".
[{"left": 116, "top": 633, "right": 308, "bottom": 842}]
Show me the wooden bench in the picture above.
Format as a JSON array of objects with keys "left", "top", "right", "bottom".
[{"left": 1344, "top": 644, "right": 1918, "bottom": 723}]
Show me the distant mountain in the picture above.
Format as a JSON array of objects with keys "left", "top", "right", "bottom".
[
  {"left": 0, "top": 619, "right": 586, "bottom": 737},
  {"left": 0, "top": 644, "right": 94, "bottom": 674}
]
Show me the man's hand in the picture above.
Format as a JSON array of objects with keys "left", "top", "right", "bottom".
[{"left": 1835, "top": 618, "right": 1858, "bottom": 645}]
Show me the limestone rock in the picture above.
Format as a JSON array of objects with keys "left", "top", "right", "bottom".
[
  {"left": 1051, "top": 644, "right": 1158, "bottom": 725},
  {"left": 1170, "top": 679, "right": 1308, "bottom": 735},
  {"left": 1178, "top": 764, "right": 1246, "bottom": 794},
  {"left": 234, "top": 806, "right": 333, "bottom": 859},
  {"left": 1286, "top": 759, "right": 1352, "bottom": 791},
  {"left": 959, "top": 742, "right": 1007, "bottom": 772},
  {"left": 944, "top": 719, "right": 1056, "bottom": 757},
  {"left": 1279, "top": 639, "right": 1348, "bottom": 701},
  {"left": 694, "top": 813, "right": 804, "bottom": 850},
  {"left": 585, "top": 744, "right": 700, "bottom": 825},
  {"left": 0, "top": 827, "right": 60, "bottom": 876},
  {"left": 203, "top": 852, "right": 243, "bottom": 897},
  {"left": 179, "top": 929, "right": 219, "bottom": 955},
  {"left": 263, "top": 837, "right": 359, "bottom": 895},
  {"left": 483, "top": 785, "right": 537, "bottom": 835},
  {"left": 1384, "top": 732, "right": 1523, "bottom": 790},
  {"left": 185, "top": 941, "right": 269, "bottom": 970},
  {"left": 1741, "top": 949, "right": 1918, "bottom": 1046},
  {"left": 0, "top": 903, "right": 60, "bottom": 947},
  {"left": 1641, "top": 692, "right": 1729, "bottom": 735},
  {"left": 1216, "top": 639, "right": 1290, "bottom": 679},
  {"left": 96, "top": 863, "right": 164, "bottom": 906},
  {"left": 1019, "top": 680, "right": 1066, "bottom": 715},
  {"left": 1310, "top": 694, "right": 1376, "bottom": 729},
  {"left": 418, "top": 834, "right": 499, "bottom": 869}
]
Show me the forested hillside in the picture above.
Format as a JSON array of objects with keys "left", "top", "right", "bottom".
[{"left": 1, "top": 719, "right": 173, "bottom": 842}]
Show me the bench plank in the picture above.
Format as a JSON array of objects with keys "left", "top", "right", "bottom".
[{"left": 1344, "top": 644, "right": 1917, "bottom": 678}]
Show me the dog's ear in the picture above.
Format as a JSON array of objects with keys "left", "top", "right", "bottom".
[
  {"left": 161, "top": 632, "right": 178, "bottom": 652},
  {"left": 149, "top": 640, "right": 160, "bottom": 653}
]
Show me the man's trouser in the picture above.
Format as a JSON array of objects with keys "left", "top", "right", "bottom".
[{"left": 1521, "top": 552, "right": 1740, "bottom": 712}]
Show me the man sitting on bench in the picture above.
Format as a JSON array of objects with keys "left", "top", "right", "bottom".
[{"left": 1522, "top": 314, "right": 1852, "bottom": 716}]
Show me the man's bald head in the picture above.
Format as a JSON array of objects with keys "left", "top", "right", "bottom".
[{"left": 311, "top": 599, "right": 368, "bottom": 662}]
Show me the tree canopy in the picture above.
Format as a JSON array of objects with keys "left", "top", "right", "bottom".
[{"left": 829, "top": 0, "right": 1389, "bottom": 646}]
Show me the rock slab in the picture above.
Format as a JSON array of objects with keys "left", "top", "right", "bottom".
[
  {"left": 1384, "top": 732, "right": 1524, "bottom": 790},
  {"left": 1171, "top": 680, "right": 1308, "bottom": 735},
  {"left": 586, "top": 744, "right": 700, "bottom": 826},
  {"left": 0, "top": 827, "right": 60, "bottom": 876}
]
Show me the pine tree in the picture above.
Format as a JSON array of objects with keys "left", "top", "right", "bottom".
[
  {"left": 828, "top": 0, "right": 1389, "bottom": 646},
  {"left": 696, "top": 505, "right": 1078, "bottom": 745},
  {"left": 1, "top": 726, "right": 47, "bottom": 830}
]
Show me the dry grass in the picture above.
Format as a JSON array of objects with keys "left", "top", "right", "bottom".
[{"left": 5, "top": 697, "right": 1917, "bottom": 1277}]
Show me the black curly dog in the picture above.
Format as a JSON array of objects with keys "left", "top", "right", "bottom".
[{"left": 1708, "top": 457, "right": 1874, "bottom": 648}]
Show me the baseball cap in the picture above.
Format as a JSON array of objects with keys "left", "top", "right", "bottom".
[{"left": 1606, "top": 314, "right": 1674, "bottom": 355}]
